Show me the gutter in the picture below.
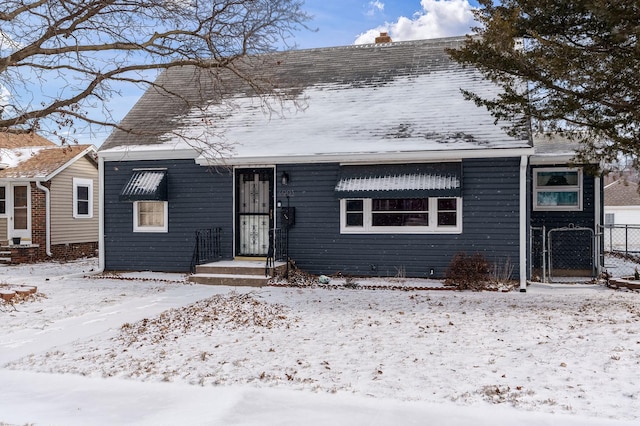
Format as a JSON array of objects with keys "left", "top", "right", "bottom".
[
  {"left": 519, "top": 155, "right": 528, "bottom": 292},
  {"left": 35, "top": 181, "right": 52, "bottom": 257}
]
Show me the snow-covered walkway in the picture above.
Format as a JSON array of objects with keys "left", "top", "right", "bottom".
[{"left": 1, "top": 259, "right": 639, "bottom": 425}]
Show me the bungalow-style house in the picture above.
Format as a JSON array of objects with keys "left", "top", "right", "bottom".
[
  {"left": 98, "top": 36, "right": 603, "bottom": 289},
  {"left": 0, "top": 133, "right": 99, "bottom": 263}
]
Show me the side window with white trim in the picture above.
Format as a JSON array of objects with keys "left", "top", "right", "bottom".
[
  {"left": 533, "top": 168, "right": 583, "bottom": 211},
  {"left": 73, "top": 178, "right": 93, "bottom": 218},
  {"left": 0, "top": 186, "right": 5, "bottom": 214},
  {"left": 133, "top": 201, "right": 168, "bottom": 233}
]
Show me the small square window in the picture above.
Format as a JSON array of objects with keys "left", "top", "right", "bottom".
[
  {"left": 73, "top": 178, "right": 93, "bottom": 218},
  {"left": 134, "top": 201, "right": 168, "bottom": 232},
  {"left": 0, "top": 186, "right": 5, "bottom": 214},
  {"left": 533, "top": 168, "right": 582, "bottom": 211},
  {"left": 437, "top": 198, "right": 457, "bottom": 226},
  {"left": 346, "top": 199, "right": 364, "bottom": 227}
]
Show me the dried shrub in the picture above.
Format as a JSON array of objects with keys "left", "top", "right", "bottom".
[{"left": 445, "top": 252, "right": 490, "bottom": 291}]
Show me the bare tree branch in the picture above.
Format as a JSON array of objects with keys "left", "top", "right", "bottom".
[{"left": 0, "top": 0, "right": 311, "bottom": 143}]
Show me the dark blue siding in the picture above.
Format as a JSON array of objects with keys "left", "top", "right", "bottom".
[
  {"left": 277, "top": 158, "right": 522, "bottom": 279},
  {"left": 104, "top": 160, "right": 233, "bottom": 272},
  {"left": 529, "top": 165, "right": 597, "bottom": 272},
  {"left": 105, "top": 158, "right": 523, "bottom": 277}
]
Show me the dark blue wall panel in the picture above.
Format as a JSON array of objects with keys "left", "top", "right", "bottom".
[
  {"left": 104, "top": 160, "right": 233, "bottom": 272},
  {"left": 276, "top": 158, "right": 522, "bottom": 279},
  {"left": 104, "top": 158, "right": 523, "bottom": 277}
]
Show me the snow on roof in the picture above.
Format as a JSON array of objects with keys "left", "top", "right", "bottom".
[
  {"left": 119, "top": 169, "right": 168, "bottom": 201},
  {"left": 0, "top": 145, "right": 95, "bottom": 180},
  {"left": 179, "top": 72, "right": 529, "bottom": 164},
  {"left": 335, "top": 173, "right": 460, "bottom": 192},
  {"left": 99, "top": 37, "right": 532, "bottom": 163}
]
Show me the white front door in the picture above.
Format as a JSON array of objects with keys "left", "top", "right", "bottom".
[{"left": 11, "top": 184, "right": 30, "bottom": 240}]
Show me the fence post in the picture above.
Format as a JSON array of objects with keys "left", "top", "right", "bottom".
[
  {"left": 625, "top": 225, "right": 629, "bottom": 255},
  {"left": 542, "top": 225, "right": 546, "bottom": 283}
]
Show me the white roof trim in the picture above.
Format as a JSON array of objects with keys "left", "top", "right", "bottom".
[
  {"left": 43, "top": 145, "right": 97, "bottom": 181},
  {"left": 530, "top": 154, "right": 576, "bottom": 165},
  {"left": 195, "top": 147, "right": 535, "bottom": 166},
  {"left": 99, "top": 148, "right": 200, "bottom": 162}
]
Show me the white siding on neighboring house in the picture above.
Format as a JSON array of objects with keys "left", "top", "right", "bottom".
[
  {"left": 0, "top": 217, "right": 7, "bottom": 242},
  {"left": 49, "top": 156, "right": 99, "bottom": 245},
  {"left": 604, "top": 206, "right": 640, "bottom": 225}
]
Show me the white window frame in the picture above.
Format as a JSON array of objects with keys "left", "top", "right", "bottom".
[
  {"left": 0, "top": 185, "right": 6, "bottom": 215},
  {"left": 533, "top": 167, "right": 583, "bottom": 211},
  {"left": 72, "top": 178, "right": 93, "bottom": 219},
  {"left": 133, "top": 201, "right": 168, "bottom": 233},
  {"left": 340, "top": 197, "right": 462, "bottom": 234}
]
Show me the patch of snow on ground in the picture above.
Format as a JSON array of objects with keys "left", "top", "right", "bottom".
[{"left": 1, "top": 257, "right": 639, "bottom": 425}]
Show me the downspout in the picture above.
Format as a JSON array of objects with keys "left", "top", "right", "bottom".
[
  {"left": 35, "top": 181, "right": 52, "bottom": 257},
  {"left": 519, "top": 155, "right": 528, "bottom": 292},
  {"left": 594, "top": 173, "right": 602, "bottom": 277},
  {"left": 98, "top": 156, "right": 105, "bottom": 273}
]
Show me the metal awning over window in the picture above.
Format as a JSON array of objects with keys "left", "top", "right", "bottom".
[
  {"left": 335, "top": 163, "right": 461, "bottom": 198},
  {"left": 119, "top": 169, "right": 168, "bottom": 202}
]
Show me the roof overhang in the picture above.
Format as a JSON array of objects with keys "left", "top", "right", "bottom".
[
  {"left": 43, "top": 145, "right": 97, "bottom": 181},
  {"left": 195, "top": 147, "right": 535, "bottom": 167},
  {"left": 529, "top": 153, "right": 577, "bottom": 165},
  {"left": 99, "top": 148, "right": 200, "bottom": 162}
]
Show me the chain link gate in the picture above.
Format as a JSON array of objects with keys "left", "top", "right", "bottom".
[{"left": 531, "top": 225, "right": 597, "bottom": 282}]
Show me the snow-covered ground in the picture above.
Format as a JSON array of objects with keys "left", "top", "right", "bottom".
[{"left": 1, "top": 258, "right": 639, "bottom": 426}]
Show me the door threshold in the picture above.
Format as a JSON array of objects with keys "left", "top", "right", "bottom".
[{"left": 234, "top": 256, "right": 267, "bottom": 261}]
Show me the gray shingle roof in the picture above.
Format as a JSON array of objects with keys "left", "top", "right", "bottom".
[
  {"left": 605, "top": 180, "right": 640, "bottom": 206},
  {"left": 100, "top": 36, "right": 531, "bottom": 162}
]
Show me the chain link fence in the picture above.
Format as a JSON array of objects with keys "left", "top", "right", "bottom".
[
  {"left": 530, "top": 225, "right": 597, "bottom": 282},
  {"left": 602, "top": 224, "right": 640, "bottom": 255},
  {"left": 600, "top": 225, "right": 640, "bottom": 278}
]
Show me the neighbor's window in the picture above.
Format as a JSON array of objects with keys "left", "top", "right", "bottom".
[
  {"left": 604, "top": 213, "right": 615, "bottom": 227},
  {"left": 0, "top": 186, "right": 5, "bottom": 214},
  {"left": 533, "top": 168, "right": 582, "bottom": 211},
  {"left": 341, "top": 197, "right": 461, "bottom": 234},
  {"left": 134, "top": 201, "right": 168, "bottom": 232},
  {"left": 72, "top": 178, "right": 93, "bottom": 218}
]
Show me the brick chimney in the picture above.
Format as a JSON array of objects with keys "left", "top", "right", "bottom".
[{"left": 375, "top": 32, "right": 392, "bottom": 43}]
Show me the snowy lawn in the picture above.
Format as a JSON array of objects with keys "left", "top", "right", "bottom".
[{"left": 1, "top": 258, "right": 639, "bottom": 425}]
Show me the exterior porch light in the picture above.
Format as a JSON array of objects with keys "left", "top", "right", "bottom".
[{"left": 281, "top": 172, "right": 290, "bottom": 185}]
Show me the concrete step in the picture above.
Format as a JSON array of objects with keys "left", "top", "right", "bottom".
[
  {"left": 189, "top": 273, "right": 270, "bottom": 287},
  {"left": 194, "top": 260, "right": 286, "bottom": 276},
  {"left": 189, "top": 260, "right": 286, "bottom": 287}
]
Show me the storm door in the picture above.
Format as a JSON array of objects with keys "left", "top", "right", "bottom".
[
  {"left": 235, "top": 168, "right": 274, "bottom": 257},
  {"left": 11, "top": 184, "right": 30, "bottom": 240}
]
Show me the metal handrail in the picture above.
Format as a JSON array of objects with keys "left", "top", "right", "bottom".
[
  {"left": 190, "top": 227, "right": 222, "bottom": 273},
  {"left": 266, "top": 227, "right": 287, "bottom": 277}
]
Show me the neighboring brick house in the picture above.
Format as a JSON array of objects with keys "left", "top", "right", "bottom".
[{"left": 0, "top": 133, "right": 98, "bottom": 263}]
